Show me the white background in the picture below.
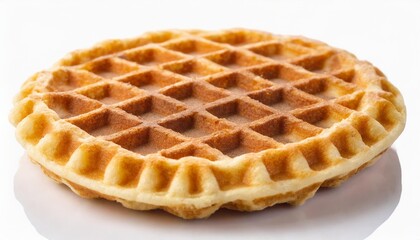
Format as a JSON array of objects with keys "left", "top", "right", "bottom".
[{"left": 1, "top": 0, "right": 419, "bottom": 239}]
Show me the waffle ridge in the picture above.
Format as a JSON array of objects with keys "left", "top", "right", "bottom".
[{"left": 11, "top": 29, "right": 406, "bottom": 219}]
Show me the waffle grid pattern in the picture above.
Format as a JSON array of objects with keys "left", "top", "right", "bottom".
[{"left": 11, "top": 29, "right": 406, "bottom": 219}]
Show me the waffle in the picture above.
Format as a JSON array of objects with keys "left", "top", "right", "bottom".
[{"left": 10, "top": 29, "right": 406, "bottom": 219}]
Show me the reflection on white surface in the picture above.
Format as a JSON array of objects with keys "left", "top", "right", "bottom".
[{"left": 14, "top": 149, "right": 401, "bottom": 240}]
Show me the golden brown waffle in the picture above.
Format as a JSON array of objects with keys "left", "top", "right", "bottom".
[{"left": 10, "top": 29, "right": 406, "bottom": 219}]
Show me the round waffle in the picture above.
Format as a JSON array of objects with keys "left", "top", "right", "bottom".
[{"left": 10, "top": 29, "right": 406, "bottom": 219}]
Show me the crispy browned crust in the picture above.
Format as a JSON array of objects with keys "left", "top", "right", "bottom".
[{"left": 33, "top": 150, "right": 385, "bottom": 219}]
